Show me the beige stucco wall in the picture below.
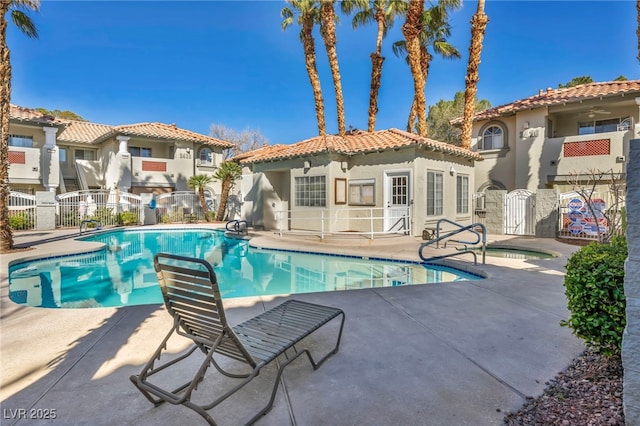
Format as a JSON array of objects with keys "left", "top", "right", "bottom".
[
  {"left": 472, "top": 116, "right": 517, "bottom": 192},
  {"left": 473, "top": 103, "right": 639, "bottom": 193},
  {"left": 243, "top": 147, "right": 477, "bottom": 237}
]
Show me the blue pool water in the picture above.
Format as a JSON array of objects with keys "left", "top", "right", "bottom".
[{"left": 8, "top": 228, "right": 480, "bottom": 309}]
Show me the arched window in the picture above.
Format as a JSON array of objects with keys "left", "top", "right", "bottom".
[
  {"left": 198, "top": 147, "right": 214, "bottom": 166},
  {"left": 480, "top": 125, "right": 504, "bottom": 150},
  {"left": 478, "top": 121, "right": 508, "bottom": 151}
]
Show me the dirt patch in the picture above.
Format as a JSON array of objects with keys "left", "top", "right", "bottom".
[{"left": 504, "top": 348, "right": 624, "bottom": 425}]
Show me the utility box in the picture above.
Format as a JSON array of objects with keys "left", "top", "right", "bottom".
[{"left": 140, "top": 193, "right": 157, "bottom": 225}]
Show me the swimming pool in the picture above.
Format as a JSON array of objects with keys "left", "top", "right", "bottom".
[{"left": 8, "top": 228, "right": 480, "bottom": 309}]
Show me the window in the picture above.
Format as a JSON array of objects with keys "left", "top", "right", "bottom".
[
  {"left": 456, "top": 175, "right": 469, "bottom": 214},
  {"left": 59, "top": 148, "right": 67, "bottom": 163},
  {"left": 295, "top": 176, "right": 326, "bottom": 207},
  {"left": 348, "top": 179, "right": 375, "bottom": 206},
  {"left": 426, "top": 171, "right": 443, "bottom": 216},
  {"left": 198, "top": 147, "right": 214, "bottom": 166},
  {"left": 129, "top": 146, "right": 152, "bottom": 157},
  {"left": 74, "top": 149, "right": 95, "bottom": 161},
  {"left": 479, "top": 125, "right": 504, "bottom": 150},
  {"left": 578, "top": 117, "right": 631, "bottom": 135},
  {"left": 8, "top": 135, "right": 33, "bottom": 148}
]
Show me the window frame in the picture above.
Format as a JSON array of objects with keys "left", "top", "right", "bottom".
[
  {"left": 456, "top": 174, "right": 470, "bottom": 215},
  {"left": 578, "top": 116, "right": 631, "bottom": 135},
  {"left": 477, "top": 122, "right": 508, "bottom": 152},
  {"left": 348, "top": 178, "right": 376, "bottom": 206},
  {"left": 8, "top": 134, "right": 33, "bottom": 148},
  {"left": 198, "top": 147, "right": 215, "bottom": 167},
  {"left": 426, "top": 170, "right": 444, "bottom": 217},
  {"left": 74, "top": 149, "right": 96, "bottom": 161},
  {"left": 129, "top": 146, "right": 152, "bottom": 158},
  {"left": 294, "top": 175, "right": 326, "bottom": 207}
]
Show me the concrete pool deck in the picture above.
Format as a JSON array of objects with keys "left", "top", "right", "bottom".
[{"left": 0, "top": 225, "right": 585, "bottom": 425}]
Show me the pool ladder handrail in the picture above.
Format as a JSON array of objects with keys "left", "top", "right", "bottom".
[
  {"left": 419, "top": 219, "right": 486, "bottom": 265},
  {"left": 80, "top": 219, "right": 104, "bottom": 235},
  {"left": 225, "top": 219, "right": 248, "bottom": 235}
]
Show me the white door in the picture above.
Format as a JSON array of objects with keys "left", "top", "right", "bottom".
[
  {"left": 384, "top": 171, "right": 411, "bottom": 233},
  {"left": 504, "top": 190, "right": 535, "bottom": 235}
]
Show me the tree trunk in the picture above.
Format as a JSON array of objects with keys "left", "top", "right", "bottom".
[
  {"left": 198, "top": 187, "right": 211, "bottom": 222},
  {"left": 461, "top": 0, "right": 488, "bottom": 149},
  {"left": 302, "top": 19, "right": 326, "bottom": 136},
  {"left": 320, "top": 1, "right": 346, "bottom": 136},
  {"left": 0, "top": 1, "right": 13, "bottom": 252},
  {"left": 407, "top": 46, "right": 432, "bottom": 133},
  {"left": 216, "top": 177, "right": 232, "bottom": 222},
  {"left": 367, "top": 5, "right": 386, "bottom": 133},
  {"left": 402, "top": 0, "right": 427, "bottom": 137}
]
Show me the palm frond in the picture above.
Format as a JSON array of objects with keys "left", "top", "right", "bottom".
[{"left": 11, "top": 10, "right": 38, "bottom": 39}]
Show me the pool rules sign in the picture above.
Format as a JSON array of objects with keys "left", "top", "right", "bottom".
[{"left": 567, "top": 198, "right": 608, "bottom": 236}]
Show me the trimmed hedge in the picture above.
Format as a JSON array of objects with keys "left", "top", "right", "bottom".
[{"left": 561, "top": 236, "right": 627, "bottom": 356}]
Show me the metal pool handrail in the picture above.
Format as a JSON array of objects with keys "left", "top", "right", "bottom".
[
  {"left": 79, "top": 219, "right": 103, "bottom": 234},
  {"left": 419, "top": 219, "right": 486, "bottom": 264}
]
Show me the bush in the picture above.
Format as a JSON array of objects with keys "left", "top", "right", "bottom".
[
  {"left": 9, "top": 212, "right": 34, "bottom": 230},
  {"left": 118, "top": 211, "right": 139, "bottom": 226},
  {"left": 561, "top": 236, "right": 627, "bottom": 356}
]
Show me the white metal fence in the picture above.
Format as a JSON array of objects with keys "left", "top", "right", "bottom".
[
  {"left": 155, "top": 190, "right": 217, "bottom": 223},
  {"left": 275, "top": 207, "right": 411, "bottom": 239},
  {"left": 8, "top": 192, "right": 37, "bottom": 230},
  {"left": 57, "top": 190, "right": 142, "bottom": 228}
]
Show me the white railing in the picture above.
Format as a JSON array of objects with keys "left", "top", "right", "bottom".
[
  {"left": 275, "top": 207, "right": 411, "bottom": 239},
  {"left": 155, "top": 190, "right": 217, "bottom": 223},
  {"left": 8, "top": 191, "right": 36, "bottom": 230},
  {"left": 56, "top": 189, "right": 142, "bottom": 228}
]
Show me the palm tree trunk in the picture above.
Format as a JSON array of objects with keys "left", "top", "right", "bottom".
[
  {"left": 407, "top": 46, "right": 432, "bottom": 133},
  {"left": 216, "top": 177, "right": 232, "bottom": 222},
  {"left": 402, "top": 0, "right": 427, "bottom": 137},
  {"left": 461, "top": 0, "right": 488, "bottom": 149},
  {"left": 198, "top": 188, "right": 211, "bottom": 222},
  {"left": 0, "top": 1, "right": 13, "bottom": 252},
  {"left": 367, "top": 5, "right": 386, "bottom": 133},
  {"left": 320, "top": 1, "right": 346, "bottom": 136},
  {"left": 302, "top": 19, "right": 326, "bottom": 136}
]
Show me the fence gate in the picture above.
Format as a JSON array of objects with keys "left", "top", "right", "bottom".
[{"left": 504, "top": 189, "right": 535, "bottom": 235}]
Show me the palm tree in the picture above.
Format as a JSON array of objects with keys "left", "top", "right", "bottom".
[
  {"left": 401, "top": 0, "right": 427, "bottom": 137},
  {"left": 351, "top": 0, "right": 407, "bottom": 132},
  {"left": 393, "top": 0, "right": 461, "bottom": 132},
  {"left": 188, "top": 174, "right": 214, "bottom": 222},
  {"left": 212, "top": 161, "right": 242, "bottom": 222},
  {"left": 460, "top": 0, "right": 489, "bottom": 150},
  {"left": 1, "top": 0, "right": 39, "bottom": 253},
  {"left": 318, "top": 0, "right": 346, "bottom": 136},
  {"left": 282, "top": 0, "right": 326, "bottom": 136}
]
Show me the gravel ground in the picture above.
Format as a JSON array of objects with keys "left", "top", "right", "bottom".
[{"left": 504, "top": 348, "right": 624, "bottom": 425}]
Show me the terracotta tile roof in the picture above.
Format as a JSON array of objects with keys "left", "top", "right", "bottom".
[
  {"left": 451, "top": 79, "right": 640, "bottom": 124},
  {"left": 116, "top": 122, "right": 234, "bottom": 148},
  {"left": 9, "top": 104, "right": 57, "bottom": 124},
  {"left": 237, "top": 128, "right": 481, "bottom": 164},
  {"left": 57, "top": 120, "right": 115, "bottom": 144}
]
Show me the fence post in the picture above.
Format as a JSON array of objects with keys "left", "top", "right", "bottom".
[
  {"left": 321, "top": 210, "right": 325, "bottom": 239},
  {"left": 369, "top": 208, "right": 373, "bottom": 239},
  {"left": 35, "top": 191, "right": 57, "bottom": 230}
]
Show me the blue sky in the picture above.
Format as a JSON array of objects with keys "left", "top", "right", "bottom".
[{"left": 8, "top": 1, "right": 638, "bottom": 145}]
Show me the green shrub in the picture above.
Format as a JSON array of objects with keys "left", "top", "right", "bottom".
[
  {"left": 9, "top": 212, "right": 34, "bottom": 230},
  {"left": 118, "top": 211, "right": 139, "bottom": 226},
  {"left": 561, "top": 236, "right": 627, "bottom": 355}
]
